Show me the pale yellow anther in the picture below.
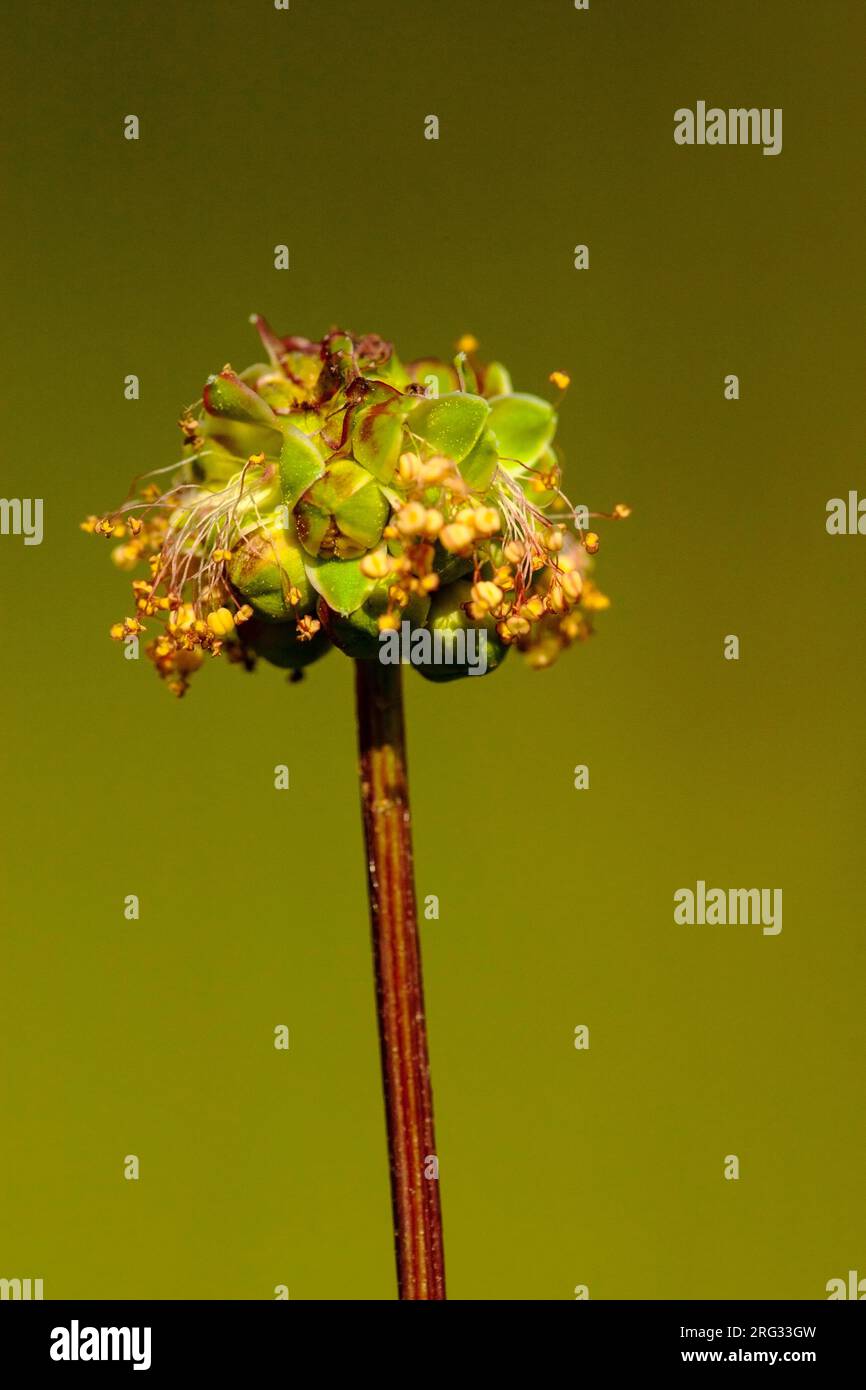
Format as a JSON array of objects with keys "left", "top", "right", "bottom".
[
  {"left": 360, "top": 547, "right": 392, "bottom": 579},
  {"left": 472, "top": 581, "right": 503, "bottom": 611},
  {"left": 613, "top": 502, "right": 632, "bottom": 518},
  {"left": 546, "top": 583, "right": 568, "bottom": 614},
  {"left": 549, "top": 370, "right": 571, "bottom": 391},
  {"left": 545, "top": 528, "right": 565, "bottom": 552},
  {"left": 473, "top": 507, "right": 500, "bottom": 537},
  {"left": 419, "top": 455, "right": 451, "bottom": 485},
  {"left": 377, "top": 611, "right": 400, "bottom": 631},
  {"left": 207, "top": 607, "right": 235, "bottom": 637},
  {"left": 561, "top": 571, "right": 583, "bottom": 602},
  {"left": 398, "top": 451, "right": 421, "bottom": 484},
  {"left": 439, "top": 522, "right": 475, "bottom": 554},
  {"left": 395, "top": 501, "right": 428, "bottom": 536},
  {"left": 171, "top": 604, "right": 196, "bottom": 631}
]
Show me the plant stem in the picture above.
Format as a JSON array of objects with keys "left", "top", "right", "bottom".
[{"left": 354, "top": 657, "right": 446, "bottom": 1300}]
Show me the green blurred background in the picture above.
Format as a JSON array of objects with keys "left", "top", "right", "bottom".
[{"left": 1, "top": 0, "right": 864, "bottom": 1299}]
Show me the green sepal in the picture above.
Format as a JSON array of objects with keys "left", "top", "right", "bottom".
[
  {"left": 203, "top": 369, "right": 279, "bottom": 428},
  {"left": 461, "top": 428, "right": 500, "bottom": 491},
  {"left": 301, "top": 460, "right": 388, "bottom": 551},
  {"left": 295, "top": 503, "right": 331, "bottom": 557},
  {"left": 319, "top": 588, "right": 430, "bottom": 660},
  {"left": 408, "top": 391, "right": 490, "bottom": 463},
  {"left": 482, "top": 361, "right": 512, "bottom": 396},
  {"left": 336, "top": 482, "right": 389, "bottom": 548},
  {"left": 304, "top": 555, "right": 376, "bottom": 615},
  {"left": 279, "top": 425, "right": 325, "bottom": 509},
  {"left": 352, "top": 398, "right": 408, "bottom": 483},
  {"left": 241, "top": 616, "right": 331, "bottom": 671},
  {"left": 488, "top": 393, "right": 556, "bottom": 466},
  {"left": 227, "top": 524, "right": 314, "bottom": 620}
]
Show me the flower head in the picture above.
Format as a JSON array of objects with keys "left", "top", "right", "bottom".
[{"left": 85, "top": 320, "right": 627, "bottom": 693}]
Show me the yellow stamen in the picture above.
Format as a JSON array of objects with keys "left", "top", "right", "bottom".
[{"left": 207, "top": 607, "right": 235, "bottom": 637}]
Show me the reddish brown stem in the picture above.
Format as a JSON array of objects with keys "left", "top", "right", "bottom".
[{"left": 354, "top": 657, "right": 446, "bottom": 1300}]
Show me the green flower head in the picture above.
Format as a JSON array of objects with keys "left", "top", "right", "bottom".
[{"left": 84, "top": 321, "right": 627, "bottom": 694}]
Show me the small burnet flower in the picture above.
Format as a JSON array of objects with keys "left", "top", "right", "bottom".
[
  {"left": 81, "top": 317, "right": 629, "bottom": 1303},
  {"left": 84, "top": 319, "right": 625, "bottom": 691}
]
